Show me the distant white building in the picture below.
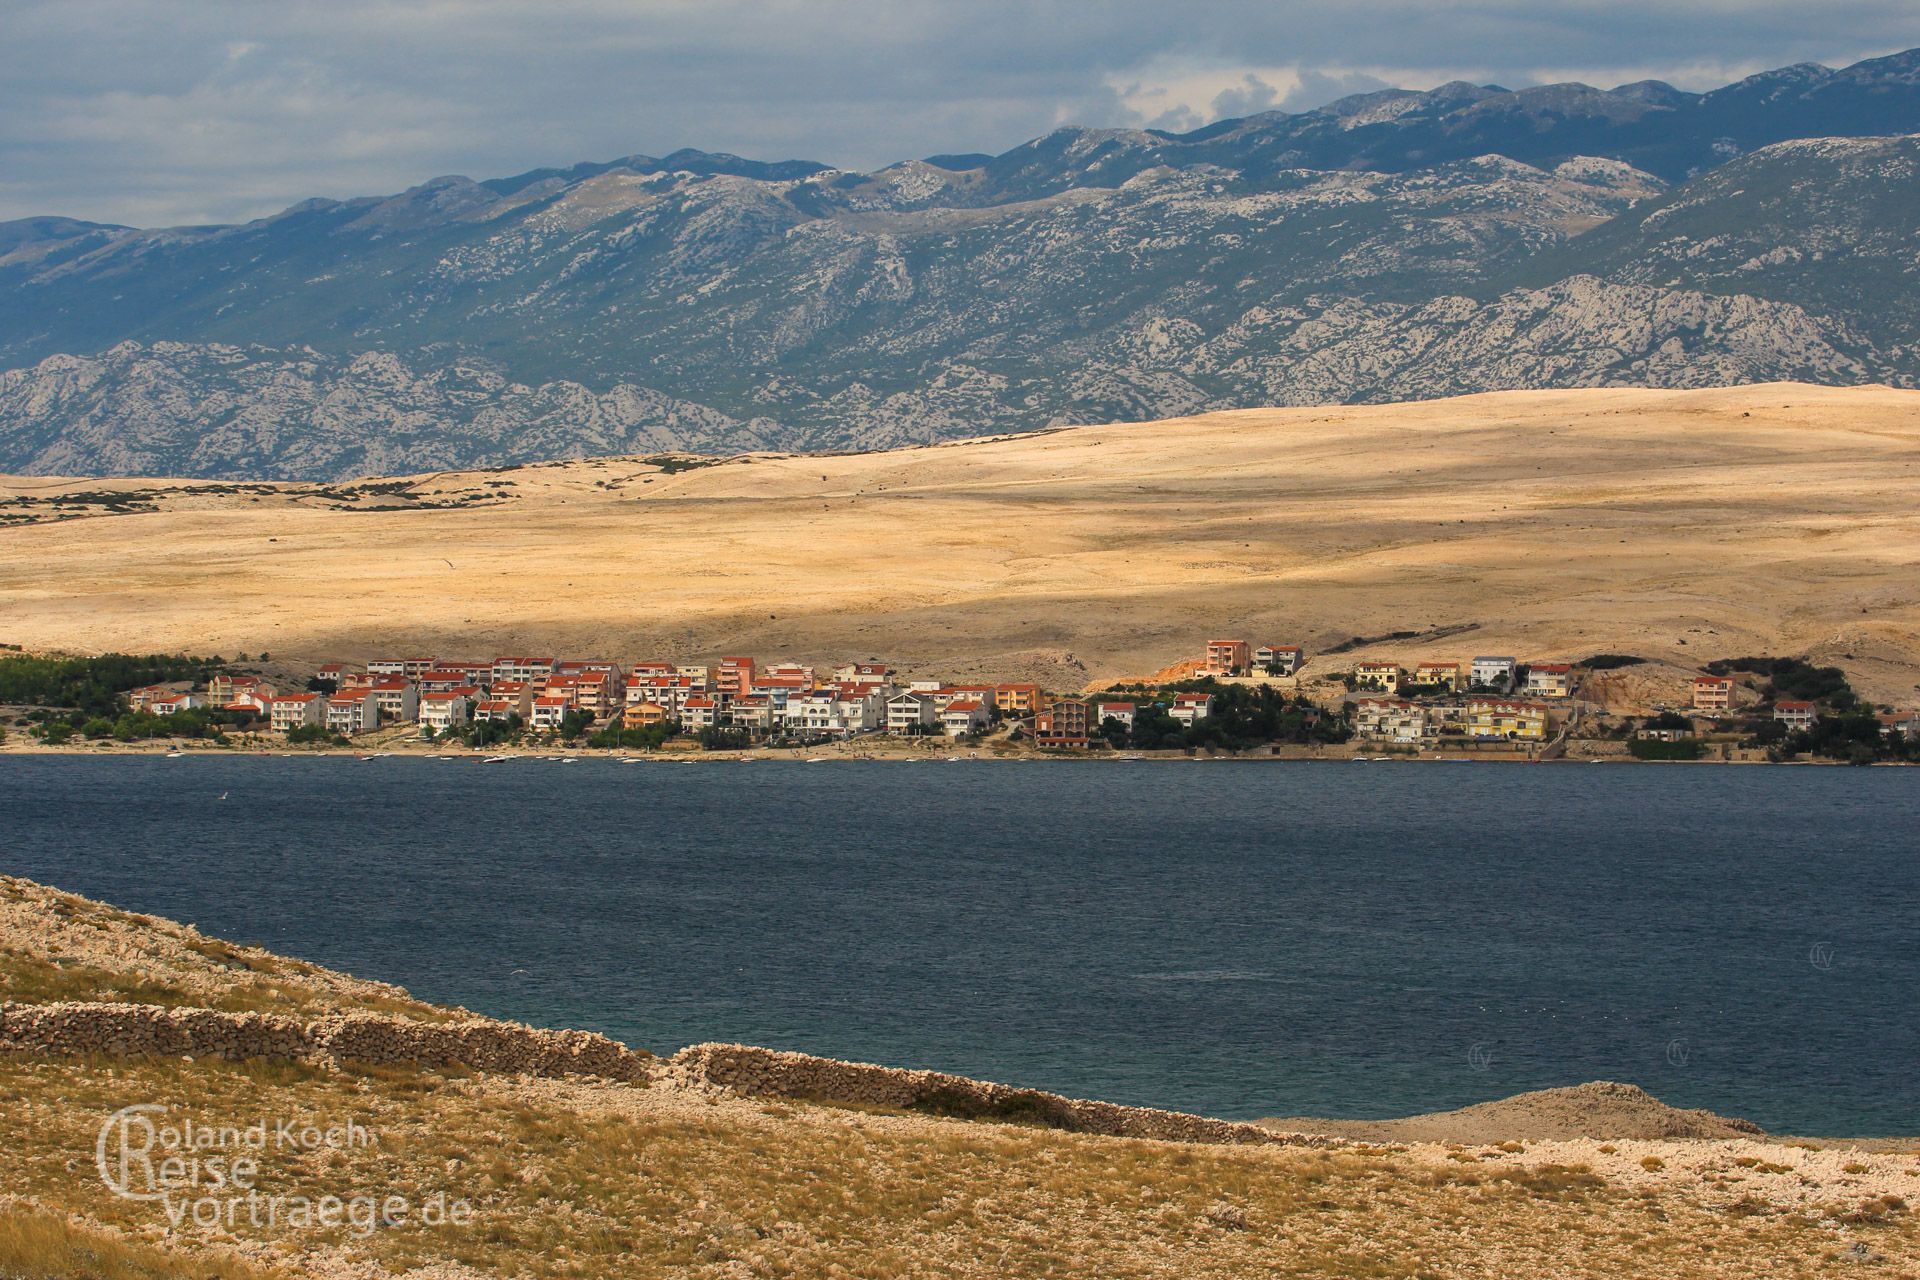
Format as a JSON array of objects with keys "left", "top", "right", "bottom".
[
  {"left": 269, "top": 693, "right": 324, "bottom": 731},
  {"left": 1353, "top": 698, "right": 1432, "bottom": 742},
  {"left": 419, "top": 691, "right": 473, "bottom": 732},
  {"left": 529, "top": 695, "right": 574, "bottom": 731},
  {"left": 1524, "top": 664, "right": 1574, "bottom": 699},
  {"left": 1470, "top": 657, "right": 1517, "bottom": 691},
  {"left": 149, "top": 692, "right": 205, "bottom": 716},
  {"left": 325, "top": 690, "right": 379, "bottom": 736},
  {"left": 1169, "top": 693, "right": 1213, "bottom": 725},
  {"left": 1774, "top": 701, "right": 1818, "bottom": 731},
  {"left": 370, "top": 679, "right": 420, "bottom": 723},
  {"left": 1096, "top": 701, "right": 1136, "bottom": 730},
  {"left": 1254, "top": 645, "right": 1303, "bottom": 675},
  {"left": 941, "top": 699, "right": 990, "bottom": 737},
  {"left": 885, "top": 691, "right": 939, "bottom": 733},
  {"left": 726, "top": 696, "right": 775, "bottom": 734},
  {"left": 491, "top": 656, "right": 557, "bottom": 685}
]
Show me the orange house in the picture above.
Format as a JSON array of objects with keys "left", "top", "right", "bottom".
[
  {"left": 995, "top": 684, "right": 1041, "bottom": 715},
  {"left": 1206, "top": 640, "right": 1251, "bottom": 677},
  {"left": 623, "top": 701, "right": 670, "bottom": 728},
  {"left": 1692, "top": 675, "right": 1735, "bottom": 712}
]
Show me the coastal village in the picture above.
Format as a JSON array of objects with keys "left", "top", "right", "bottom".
[{"left": 24, "top": 636, "right": 1907, "bottom": 763}]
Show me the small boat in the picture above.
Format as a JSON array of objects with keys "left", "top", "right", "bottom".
[
  {"left": 483, "top": 755, "right": 512, "bottom": 763},
  {"left": 165, "top": 751, "right": 183, "bottom": 758}
]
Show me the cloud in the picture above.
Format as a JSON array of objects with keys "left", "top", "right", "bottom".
[
  {"left": 1, "top": 1, "right": 1915, "bottom": 224},
  {"left": 1105, "top": 61, "right": 1305, "bottom": 132}
]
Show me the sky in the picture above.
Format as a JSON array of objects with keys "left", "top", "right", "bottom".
[{"left": 4, "top": 1, "right": 1917, "bottom": 227}]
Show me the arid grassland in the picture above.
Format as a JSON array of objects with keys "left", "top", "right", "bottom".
[{"left": 2, "top": 383, "right": 1918, "bottom": 701}]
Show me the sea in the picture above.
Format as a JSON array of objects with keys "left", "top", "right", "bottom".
[{"left": 3, "top": 755, "right": 1914, "bottom": 1135}]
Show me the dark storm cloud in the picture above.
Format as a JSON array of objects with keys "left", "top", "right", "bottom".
[{"left": 3, "top": 1, "right": 1916, "bottom": 225}]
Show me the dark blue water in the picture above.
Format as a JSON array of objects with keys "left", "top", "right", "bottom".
[{"left": 3, "top": 756, "right": 1915, "bottom": 1133}]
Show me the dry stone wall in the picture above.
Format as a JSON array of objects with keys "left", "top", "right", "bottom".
[
  {"left": 666, "top": 1043, "right": 1340, "bottom": 1148},
  {"left": 1, "top": 1005, "right": 1341, "bottom": 1148},
  {"left": 0, "top": 1002, "right": 655, "bottom": 1082}
]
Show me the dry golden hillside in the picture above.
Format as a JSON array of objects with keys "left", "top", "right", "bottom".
[{"left": 2, "top": 383, "right": 1918, "bottom": 700}]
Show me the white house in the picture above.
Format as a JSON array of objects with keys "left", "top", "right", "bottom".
[
  {"left": 419, "top": 691, "right": 472, "bottom": 731},
  {"left": 1168, "top": 693, "right": 1213, "bottom": 726},
  {"left": 370, "top": 679, "right": 420, "bottom": 723},
  {"left": 1470, "top": 657, "right": 1517, "bottom": 691},
  {"left": 1096, "top": 701, "right": 1136, "bottom": 730},
  {"left": 1524, "top": 663, "right": 1574, "bottom": 699},
  {"left": 885, "top": 692, "right": 939, "bottom": 733},
  {"left": 325, "top": 690, "right": 379, "bottom": 736},
  {"left": 1254, "top": 645, "right": 1303, "bottom": 675},
  {"left": 833, "top": 689, "right": 884, "bottom": 735},
  {"left": 783, "top": 690, "right": 841, "bottom": 737},
  {"left": 941, "top": 699, "right": 990, "bottom": 737},
  {"left": 529, "top": 694, "right": 573, "bottom": 731},
  {"left": 1774, "top": 700, "right": 1818, "bottom": 731},
  {"left": 1353, "top": 698, "right": 1432, "bottom": 742},
  {"left": 269, "top": 693, "right": 324, "bottom": 731},
  {"left": 149, "top": 692, "right": 205, "bottom": 716},
  {"left": 726, "top": 696, "right": 775, "bottom": 734},
  {"left": 491, "top": 656, "right": 557, "bottom": 685}
]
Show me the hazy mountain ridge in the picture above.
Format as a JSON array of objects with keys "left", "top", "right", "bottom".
[{"left": 1, "top": 49, "right": 1917, "bottom": 478}]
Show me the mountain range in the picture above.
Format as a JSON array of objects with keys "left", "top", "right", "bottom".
[{"left": 3, "top": 48, "right": 1918, "bottom": 479}]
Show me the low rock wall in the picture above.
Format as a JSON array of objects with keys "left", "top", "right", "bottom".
[
  {"left": 1, "top": 1005, "right": 1338, "bottom": 1148},
  {"left": 0, "top": 1002, "right": 655, "bottom": 1081},
  {"left": 667, "top": 1043, "right": 1338, "bottom": 1148}
]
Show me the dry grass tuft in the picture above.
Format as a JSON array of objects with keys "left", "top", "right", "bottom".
[{"left": 0, "top": 1203, "right": 291, "bottom": 1280}]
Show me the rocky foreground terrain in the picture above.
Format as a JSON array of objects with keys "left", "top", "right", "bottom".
[
  {"left": 1, "top": 51, "right": 1918, "bottom": 478},
  {"left": 1, "top": 873, "right": 1915, "bottom": 1278}
]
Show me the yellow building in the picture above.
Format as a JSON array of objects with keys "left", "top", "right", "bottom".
[
  {"left": 995, "top": 684, "right": 1041, "bottom": 715},
  {"left": 623, "top": 701, "right": 670, "bottom": 728},
  {"left": 1352, "top": 661, "right": 1402, "bottom": 693},
  {"left": 1465, "top": 699, "right": 1549, "bottom": 741}
]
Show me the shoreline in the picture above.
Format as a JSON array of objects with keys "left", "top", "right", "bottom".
[{"left": 0, "top": 740, "right": 1894, "bottom": 764}]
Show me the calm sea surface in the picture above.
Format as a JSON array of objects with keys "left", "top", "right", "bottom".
[{"left": 3, "top": 756, "right": 1915, "bottom": 1134}]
